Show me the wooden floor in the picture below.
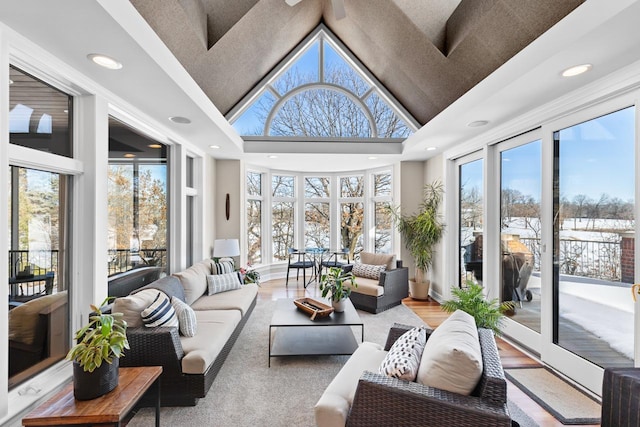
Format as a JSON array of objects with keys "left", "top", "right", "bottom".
[{"left": 259, "top": 277, "right": 599, "bottom": 427}]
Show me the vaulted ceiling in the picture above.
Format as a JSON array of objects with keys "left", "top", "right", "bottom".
[{"left": 131, "top": 0, "right": 583, "bottom": 126}]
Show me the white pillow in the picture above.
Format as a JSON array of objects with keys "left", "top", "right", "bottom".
[
  {"left": 213, "top": 260, "right": 234, "bottom": 274},
  {"left": 171, "top": 296, "right": 197, "bottom": 337},
  {"left": 379, "top": 326, "right": 427, "bottom": 381},
  {"left": 206, "top": 272, "right": 242, "bottom": 295},
  {"left": 141, "top": 292, "right": 179, "bottom": 328},
  {"left": 416, "top": 310, "right": 483, "bottom": 395}
]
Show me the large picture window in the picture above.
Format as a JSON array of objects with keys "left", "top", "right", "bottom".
[
  {"left": 108, "top": 118, "right": 168, "bottom": 275},
  {"left": 246, "top": 169, "right": 394, "bottom": 264}
]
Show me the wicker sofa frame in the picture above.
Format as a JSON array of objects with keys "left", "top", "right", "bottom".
[
  {"left": 120, "top": 293, "right": 257, "bottom": 406},
  {"left": 345, "top": 323, "right": 511, "bottom": 426},
  {"left": 344, "top": 261, "right": 409, "bottom": 314}
]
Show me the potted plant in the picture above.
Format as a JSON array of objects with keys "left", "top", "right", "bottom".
[
  {"left": 387, "top": 181, "right": 445, "bottom": 300},
  {"left": 441, "top": 281, "right": 514, "bottom": 335},
  {"left": 66, "top": 297, "right": 129, "bottom": 400},
  {"left": 319, "top": 267, "right": 357, "bottom": 312}
]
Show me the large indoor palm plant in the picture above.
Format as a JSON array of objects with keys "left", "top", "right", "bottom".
[{"left": 388, "top": 180, "right": 445, "bottom": 299}]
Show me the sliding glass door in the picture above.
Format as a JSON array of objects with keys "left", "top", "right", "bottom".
[{"left": 551, "top": 106, "right": 635, "bottom": 374}]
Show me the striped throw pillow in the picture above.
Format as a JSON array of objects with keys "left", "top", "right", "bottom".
[
  {"left": 213, "top": 260, "right": 234, "bottom": 275},
  {"left": 141, "top": 292, "right": 179, "bottom": 328},
  {"left": 171, "top": 296, "right": 197, "bottom": 337},
  {"left": 206, "top": 272, "right": 242, "bottom": 295}
]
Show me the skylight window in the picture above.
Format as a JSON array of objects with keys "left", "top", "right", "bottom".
[{"left": 228, "top": 25, "right": 417, "bottom": 142}]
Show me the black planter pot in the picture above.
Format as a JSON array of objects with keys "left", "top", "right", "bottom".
[{"left": 73, "top": 357, "right": 119, "bottom": 400}]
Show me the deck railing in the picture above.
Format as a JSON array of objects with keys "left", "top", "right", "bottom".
[
  {"left": 107, "top": 248, "right": 167, "bottom": 276},
  {"left": 519, "top": 237, "right": 622, "bottom": 282}
]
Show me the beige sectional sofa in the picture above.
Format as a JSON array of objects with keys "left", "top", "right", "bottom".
[{"left": 113, "top": 259, "right": 258, "bottom": 406}]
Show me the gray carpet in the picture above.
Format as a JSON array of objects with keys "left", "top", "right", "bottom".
[{"left": 130, "top": 299, "right": 538, "bottom": 426}]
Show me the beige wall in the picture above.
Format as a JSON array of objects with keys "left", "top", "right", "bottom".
[
  {"left": 425, "top": 154, "right": 445, "bottom": 299},
  {"left": 214, "top": 159, "right": 242, "bottom": 242},
  {"left": 399, "top": 161, "right": 426, "bottom": 279}
]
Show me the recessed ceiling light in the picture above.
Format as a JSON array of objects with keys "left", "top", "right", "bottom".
[
  {"left": 148, "top": 144, "right": 163, "bottom": 149},
  {"left": 123, "top": 153, "right": 136, "bottom": 158},
  {"left": 426, "top": 147, "right": 436, "bottom": 151},
  {"left": 169, "top": 116, "right": 191, "bottom": 124},
  {"left": 63, "top": 109, "right": 69, "bottom": 114},
  {"left": 209, "top": 145, "right": 220, "bottom": 149},
  {"left": 561, "top": 64, "right": 592, "bottom": 77},
  {"left": 268, "top": 155, "right": 278, "bottom": 159},
  {"left": 467, "top": 120, "right": 489, "bottom": 127},
  {"left": 87, "top": 53, "right": 122, "bottom": 70},
  {"left": 9, "top": 79, "right": 13, "bottom": 85},
  {"left": 367, "top": 156, "right": 378, "bottom": 160}
]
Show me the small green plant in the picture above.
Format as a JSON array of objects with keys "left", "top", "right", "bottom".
[
  {"left": 319, "top": 267, "right": 357, "bottom": 302},
  {"left": 66, "top": 297, "right": 129, "bottom": 372},
  {"left": 441, "top": 281, "right": 514, "bottom": 335}
]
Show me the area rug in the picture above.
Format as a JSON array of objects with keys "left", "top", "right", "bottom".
[
  {"left": 129, "top": 300, "right": 538, "bottom": 426},
  {"left": 505, "top": 367, "right": 601, "bottom": 425}
]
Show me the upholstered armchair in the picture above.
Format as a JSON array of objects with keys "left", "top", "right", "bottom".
[{"left": 344, "top": 252, "right": 408, "bottom": 314}]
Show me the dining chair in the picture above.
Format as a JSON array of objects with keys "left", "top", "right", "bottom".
[{"left": 286, "top": 248, "right": 314, "bottom": 288}]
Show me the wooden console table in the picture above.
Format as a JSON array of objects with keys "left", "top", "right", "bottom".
[{"left": 22, "top": 366, "right": 162, "bottom": 427}]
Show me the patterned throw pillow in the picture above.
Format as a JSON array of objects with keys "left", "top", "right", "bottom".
[
  {"left": 379, "top": 326, "right": 427, "bottom": 381},
  {"left": 352, "top": 262, "right": 386, "bottom": 280},
  {"left": 141, "top": 291, "right": 179, "bottom": 328},
  {"left": 207, "top": 272, "right": 242, "bottom": 295},
  {"left": 171, "top": 296, "right": 197, "bottom": 337},
  {"left": 213, "top": 260, "right": 234, "bottom": 275}
]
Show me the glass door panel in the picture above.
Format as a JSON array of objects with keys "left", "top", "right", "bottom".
[
  {"left": 553, "top": 106, "right": 635, "bottom": 368},
  {"left": 500, "top": 140, "right": 542, "bottom": 332},
  {"left": 459, "top": 159, "right": 484, "bottom": 287}
]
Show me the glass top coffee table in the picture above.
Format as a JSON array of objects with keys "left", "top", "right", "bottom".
[{"left": 269, "top": 298, "right": 364, "bottom": 367}]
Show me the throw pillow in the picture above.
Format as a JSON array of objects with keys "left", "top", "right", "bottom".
[
  {"left": 416, "top": 309, "right": 483, "bottom": 395},
  {"left": 213, "top": 260, "right": 234, "bottom": 275},
  {"left": 206, "top": 272, "right": 242, "bottom": 295},
  {"left": 379, "top": 326, "right": 427, "bottom": 381},
  {"left": 171, "top": 296, "right": 197, "bottom": 337},
  {"left": 113, "top": 288, "right": 160, "bottom": 328},
  {"left": 352, "top": 262, "right": 386, "bottom": 280},
  {"left": 141, "top": 291, "right": 179, "bottom": 328}
]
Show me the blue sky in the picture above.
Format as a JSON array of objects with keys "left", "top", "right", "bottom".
[{"left": 462, "top": 106, "right": 635, "bottom": 203}]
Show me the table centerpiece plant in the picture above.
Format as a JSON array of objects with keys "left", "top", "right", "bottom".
[
  {"left": 66, "top": 297, "right": 129, "bottom": 400},
  {"left": 319, "top": 267, "right": 357, "bottom": 312}
]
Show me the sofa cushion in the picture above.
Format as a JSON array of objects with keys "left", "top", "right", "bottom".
[
  {"left": 314, "top": 341, "right": 387, "bottom": 427},
  {"left": 360, "top": 251, "right": 396, "bottom": 271},
  {"left": 416, "top": 309, "right": 483, "bottom": 395},
  {"left": 206, "top": 272, "right": 242, "bottom": 295},
  {"left": 171, "top": 296, "right": 197, "bottom": 337},
  {"left": 134, "top": 275, "right": 186, "bottom": 303},
  {"left": 349, "top": 277, "right": 383, "bottom": 297},
  {"left": 173, "top": 260, "right": 211, "bottom": 305},
  {"left": 8, "top": 291, "right": 67, "bottom": 345},
  {"left": 113, "top": 288, "right": 160, "bottom": 328},
  {"left": 379, "top": 326, "right": 427, "bottom": 381},
  {"left": 191, "top": 283, "right": 258, "bottom": 315},
  {"left": 180, "top": 309, "right": 242, "bottom": 374},
  {"left": 141, "top": 291, "right": 179, "bottom": 328},
  {"left": 352, "top": 262, "right": 386, "bottom": 280}
]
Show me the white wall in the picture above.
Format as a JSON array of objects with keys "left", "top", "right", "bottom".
[
  {"left": 399, "top": 161, "right": 426, "bottom": 277},
  {"left": 214, "top": 159, "right": 242, "bottom": 241},
  {"left": 425, "top": 154, "right": 445, "bottom": 298}
]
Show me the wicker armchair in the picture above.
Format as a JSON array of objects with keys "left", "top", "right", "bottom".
[
  {"left": 345, "top": 324, "right": 511, "bottom": 426},
  {"left": 344, "top": 261, "right": 409, "bottom": 314}
]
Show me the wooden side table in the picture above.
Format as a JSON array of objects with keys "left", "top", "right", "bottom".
[{"left": 22, "top": 366, "right": 162, "bottom": 427}]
